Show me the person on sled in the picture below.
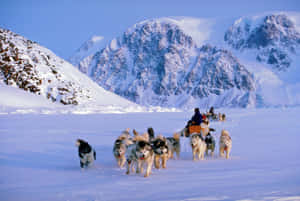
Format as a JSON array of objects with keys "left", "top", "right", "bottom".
[
  {"left": 181, "top": 108, "right": 202, "bottom": 137},
  {"left": 191, "top": 107, "right": 202, "bottom": 125}
]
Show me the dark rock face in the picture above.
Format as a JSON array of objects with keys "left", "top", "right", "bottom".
[
  {"left": 83, "top": 20, "right": 255, "bottom": 108},
  {"left": 0, "top": 28, "right": 91, "bottom": 105},
  {"left": 225, "top": 14, "right": 300, "bottom": 71}
]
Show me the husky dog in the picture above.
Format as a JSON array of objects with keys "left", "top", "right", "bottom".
[
  {"left": 76, "top": 139, "right": 96, "bottom": 169},
  {"left": 218, "top": 113, "right": 226, "bottom": 121},
  {"left": 113, "top": 139, "right": 127, "bottom": 168},
  {"left": 113, "top": 129, "right": 134, "bottom": 168},
  {"left": 204, "top": 132, "right": 215, "bottom": 157},
  {"left": 126, "top": 140, "right": 154, "bottom": 177},
  {"left": 147, "top": 127, "right": 155, "bottom": 142},
  {"left": 219, "top": 130, "right": 232, "bottom": 159},
  {"left": 166, "top": 133, "right": 180, "bottom": 159},
  {"left": 151, "top": 135, "right": 169, "bottom": 169},
  {"left": 190, "top": 133, "right": 206, "bottom": 161}
]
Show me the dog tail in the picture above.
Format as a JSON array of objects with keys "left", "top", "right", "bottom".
[
  {"left": 147, "top": 127, "right": 155, "bottom": 140},
  {"left": 133, "top": 129, "right": 139, "bottom": 136},
  {"left": 173, "top": 133, "right": 180, "bottom": 142}
]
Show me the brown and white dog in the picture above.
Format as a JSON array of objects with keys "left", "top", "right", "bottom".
[
  {"left": 218, "top": 113, "right": 226, "bottom": 122},
  {"left": 113, "top": 128, "right": 134, "bottom": 168},
  {"left": 166, "top": 133, "right": 180, "bottom": 159},
  {"left": 219, "top": 130, "right": 232, "bottom": 159},
  {"left": 151, "top": 135, "right": 169, "bottom": 169},
  {"left": 190, "top": 133, "right": 207, "bottom": 161}
]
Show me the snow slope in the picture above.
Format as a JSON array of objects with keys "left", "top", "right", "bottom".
[
  {"left": 0, "top": 108, "right": 299, "bottom": 201},
  {"left": 0, "top": 82, "right": 179, "bottom": 114},
  {"left": 0, "top": 28, "right": 150, "bottom": 113},
  {"left": 69, "top": 35, "right": 107, "bottom": 73}
]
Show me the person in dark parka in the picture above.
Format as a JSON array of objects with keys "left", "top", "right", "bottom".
[{"left": 191, "top": 108, "right": 202, "bottom": 125}]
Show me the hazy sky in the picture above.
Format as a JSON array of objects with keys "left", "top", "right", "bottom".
[{"left": 1, "top": 0, "right": 299, "bottom": 59}]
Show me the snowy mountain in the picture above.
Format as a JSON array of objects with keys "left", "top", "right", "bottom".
[
  {"left": 69, "top": 35, "right": 106, "bottom": 74},
  {"left": 224, "top": 13, "right": 300, "bottom": 71},
  {"left": 224, "top": 13, "right": 300, "bottom": 107},
  {"left": 74, "top": 18, "right": 256, "bottom": 109},
  {"left": 0, "top": 28, "right": 144, "bottom": 112}
]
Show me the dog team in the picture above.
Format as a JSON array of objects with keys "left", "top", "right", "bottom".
[{"left": 75, "top": 107, "right": 232, "bottom": 177}]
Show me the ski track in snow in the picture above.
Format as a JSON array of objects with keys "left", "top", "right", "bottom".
[{"left": 0, "top": 108, "right": 300, "bottom": 201}]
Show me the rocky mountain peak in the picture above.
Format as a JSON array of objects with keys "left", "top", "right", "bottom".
[
  {"left": 224, "top": 13, "right": 300, "bottom": 71},
  {"left": 79, "top": 18, "right": 256, "bottom": 108}
]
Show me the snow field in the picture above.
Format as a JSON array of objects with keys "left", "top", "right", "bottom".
[{"left": 0, "top": 108, "right": 300, "bottom": 201}]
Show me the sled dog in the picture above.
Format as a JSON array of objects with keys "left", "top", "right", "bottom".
[
  {"left": 219, "top": 130, "right": 232, "bottom": 159},
  {"left": 166, "top": 133, "right": 180, "bottom": 159},
  {"left": 204, "top": 132, "right": 215, "bottom": 157},
  {"left": 76, "top": 139, "right": 96, "bottom": 169},
  {"left": 126, "top": 140, "right": 154, "bottom": 177},
  {"left": 152, "top": 135, "right": 169, "bottom": 169},
  {"left": 218, "top": 113, "right": 226, "bottom": 122},
  {"left": 113, "top": 129, "right": 134, "bottom": 168},
  {"left": 190, "top": 133, "right": 206, "bottom": 161}
]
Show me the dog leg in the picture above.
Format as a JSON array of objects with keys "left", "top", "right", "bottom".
[
  {"left": 176, "top": 148, "right": 180, "bottom": 159},
  {"left": 117, "top": 158, "right": 121, "bottom": 167},
  {"left": 167, "top": 150, "right": 172, "bottom": 159},
  {"left": 201, "top": 149, "right": 205, "bottom": 160},
  {"left": 80, "top": 161, "right": 84, "bottom": 168},
  {"left": 211, "top": 150, "right": 214, "bottom": 157},
  {"left": 120, "top": 156, "right": 126, "bottom": 168},
  {"left": 136, "top": 160, "right": 142, "bottom": 174},
  {"left": 162, "top": 154, "right": 167, "bottom": 169},
  {"left": 131, "top": 161, "right": 135, "bottom": 173},
  {"left": 219, "top": 147, "right": 224, "bottom": 158},
  {"left": 226, "top": 148, "right": 231, "bottom": 159},
  {"left": 170, "top": 151, "right": 174, "bottom": 159},
  {"left": 126, "top": 159, "right": 131, "bottom": 174},
  {"left": 140, "top": 161, "right": 144, "bottom": 174},
  {"left": 192, "top": 149, "right": 196, "bottom": 161},
  {"left": 154, "top": 155, "right": 160, "bottom": 169},
  {"left": 144, "top": 156, "right": 154, "bottom": 177},
  {"left": 198, "top": 150, "right": 201, "bottom": 160}
]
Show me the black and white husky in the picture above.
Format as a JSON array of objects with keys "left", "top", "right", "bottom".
[
  {"left": 204, "top": 132, "right": 216, "bottom": 157},
  {"left": 166, "top": 133, "right": 180, "bottom": 159},
  {"left": 76, "top": 139, "right": 96, "bottom": 169},
  {"left": 126, "top": 140, "right": 154, "bottom": 177}
]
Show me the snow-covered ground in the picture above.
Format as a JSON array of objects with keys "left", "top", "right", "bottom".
[{"left": 0, "top": 108, "right": 300, "bottom": 201}]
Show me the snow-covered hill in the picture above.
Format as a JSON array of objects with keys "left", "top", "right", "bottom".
[
  {"left": 69, "top": 35, "right": 106, "bottom": 74},
  {"left": 0, "top": 28, "right": 146, "bottom": 113},
  {"left": 73, "top": 18, "right": 256, "bottom": 109}
]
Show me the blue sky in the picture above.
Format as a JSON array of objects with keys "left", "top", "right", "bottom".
[{"left": 1, "top": 0, "right": 299, "bottom": 59}]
